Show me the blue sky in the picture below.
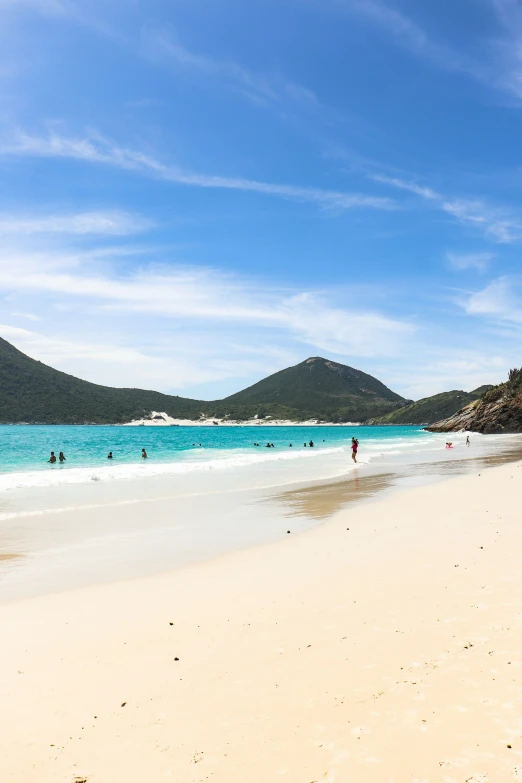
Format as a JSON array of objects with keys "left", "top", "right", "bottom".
[{"left": 1, "top": 0, "right": 522, "bottom": 400}]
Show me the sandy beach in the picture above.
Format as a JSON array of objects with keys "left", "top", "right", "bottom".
[{"left": 2, "top": 460, "right": 522, "bottom": 782}]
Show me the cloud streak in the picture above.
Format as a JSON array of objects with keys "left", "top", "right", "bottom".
[
  {"left": 446, "top": 252, "right": 494, "bottom": 272},
  {"left": 0, "top": 210, "right": 152, "bottom": 236},
  {"left": 336, "top": 0, "right": 478, "bottom": 74},
  {"left": 0, "top": 130, "right": 396, "bottom": 212},
  {"left": 334, "top": 0, "right": 522, "bottom": 103},
  {"left": 371, "top": 172, "right": 522, "bottom": 243},
  {"left": 142, "top": 28, "right": 319, "bottom": 109}
]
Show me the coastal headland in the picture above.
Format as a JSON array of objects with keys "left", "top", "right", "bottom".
[{"left": 2, "top": 459, "right": 522, "bottom": 782}]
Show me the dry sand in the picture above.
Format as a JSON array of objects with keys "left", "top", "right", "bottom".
[{"left": 2, "top": 461, "right": 522, "bottom": 782}]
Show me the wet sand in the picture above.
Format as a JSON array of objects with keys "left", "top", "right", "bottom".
[{"left": 274, "top": 437, "right": 522, "bottom": 520}]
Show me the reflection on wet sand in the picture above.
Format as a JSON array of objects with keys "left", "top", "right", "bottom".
[
  {"left": 275, "top": 441, "right": 522, "bottom": 521},
  {"left": 275, "top": 472, "right": 395, "bottom": 520},
  {"left": 0, "top": 554, "right": 22, "bottom": 562}
]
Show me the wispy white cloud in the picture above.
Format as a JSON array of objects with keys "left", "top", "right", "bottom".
[
  {"left": 369, "top": 173, "right": 439, "bottom": 201},
  {"left": 0, "top": 323, "right": 155, "bottom": 365},
  {"left": 142, "top": 28, "right": 319, "bottom": 109},
  {"left": 333, "top": 0, "right": 522, "bottom": 103},
  {"left": 483, "top": 0, "right": 522, "bottom": 100},
  {"left": 0, "top": 245, "right": 415, "bottom": 358},
  {"left": 441, "top": 200, "right": 522, "bottom": 243},
  {"left": 372, "top": 172, "right": 522, "bottom": 243},
  {"left": 0, "top": 0, "right": 68, "bottom": 13},
  {"left": 463, "top": 277, "right": 522, "bottom": 322},
  {"left": 336, "top": 0, "right": 478, "bottom": 74},
  {"left": 0, "top": 210, "right": 152, "bottom": 236},
  {"left": 0, "top": 130, "right": 396, "bottom": 212},
  {"left": 446, "top": 252, "right": 494, "bottom": 272},
  {"left": 10, "top": 311, "right": 39, "bottom": 321}
]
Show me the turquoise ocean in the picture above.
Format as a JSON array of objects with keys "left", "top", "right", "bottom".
[{"left": 0, "top": 423, "right": 503, "bottom": 492}]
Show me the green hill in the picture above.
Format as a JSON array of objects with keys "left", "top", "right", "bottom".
[
  {"left": 371, "top": 386, "right": 493, "bottom": 426},
  {"left": 0, "top": 340, "right": 409, "bottom": 424},
  {"left": 0, "top": 337, "right": 204, "bottom": 424},
  {"left": 220, "top": 357, "right": 409, "bottom": 422}
]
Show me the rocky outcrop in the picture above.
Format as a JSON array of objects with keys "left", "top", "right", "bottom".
[{"left": 426, "top": 369, "right": 522, "bottom": 434}]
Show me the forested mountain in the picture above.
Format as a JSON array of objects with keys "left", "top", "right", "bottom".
[
  {"left": 0, "top": 337, "right": 205, "bottom": 424},
  {"left": 0, "top": 341, "right": 410, "bottom": 424},
  {"left": 222, "top": 357, "right": 409, "bottom": 422}
]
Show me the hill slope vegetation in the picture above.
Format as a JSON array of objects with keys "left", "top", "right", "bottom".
[
  {"left": 372, "top": 386, "right": 492, "bottom": 426},
  {"left": 0, "top": 341, "right": 409, "bottom": 424}
]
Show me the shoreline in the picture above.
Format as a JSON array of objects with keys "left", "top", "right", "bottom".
[
  {"left": 2, "top": 435, "right": 522, "bottom": 601},
  {"left": 2, "top": 460, "right": 522, "bottom": 780}
]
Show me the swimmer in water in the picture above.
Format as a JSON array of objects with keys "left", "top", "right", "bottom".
[
  {"left": 59, "top": 451, "right": 66, "bottom": 463},
  {"left": 48, "top": 451, "right": 56, "bottom": 464},
  {"left": 107, "top": 452, "right": 113, "bottom": 459},
  {"left": 141, "top": 448, "right": 148, "bottom": 459},
  {"left": 309, "top": 440, "right": 314, "bottom": 448}
]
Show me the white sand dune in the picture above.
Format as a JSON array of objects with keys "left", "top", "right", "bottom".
[{"left": 2, "top": 462, "right": 522, "bottom": 781}]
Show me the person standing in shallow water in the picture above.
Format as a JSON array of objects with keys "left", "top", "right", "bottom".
[
  {"left": 141, "top": 448, "right": 148, "bottom": 459},
  {"left": 59, "top": 452, "right": 66, "bottom": 463},
  {"left": 351, "top": 437, "right": 359, "bottom": 463},
  {"left": 48, "top": 451, "right": 56, "bottom": 464}
]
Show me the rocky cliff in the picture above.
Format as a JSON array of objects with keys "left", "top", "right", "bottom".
[{"left": 426, "top": 369, "right": 522, "bottom": 434}]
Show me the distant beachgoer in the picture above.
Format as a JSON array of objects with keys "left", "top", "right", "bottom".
[
  {"left": 446, "top": 442, "right": 453, "bottom": 449},
  {"left": 351, "top": 437, "right": 359, "bottom": 463},
  {"left": 59, "top": 452, "right": 66, "bottom": 463},
  {"left": 48, "top": 451, "right": 56, "bottom": 464},
  {"left": 466, "top": 435, "right": 470, "bottom": 446},
  {"left": 107, "top": 452, "right": 113, "bottom": 459},
  {"left": 142, "top": 448, "right": 148, "bottom": 459},
  {"left": 266, "top": 443, "right": 271, "bottom": 448},
  {"left": 304, "top": 442, "right": 307, "bottom": 447},
  {"left": 271, "top": 443, "right": 275, "bottom": 447},
  {"left": 309, "top": 440, "right": 314, "bottom": 448},
  {"left": 289, "top": 443, "right": 293, "bottom": 447}
]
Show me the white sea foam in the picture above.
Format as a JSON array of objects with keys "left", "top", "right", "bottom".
[{"left": 0, "top": 446, "right": 346, "bottom": 492}]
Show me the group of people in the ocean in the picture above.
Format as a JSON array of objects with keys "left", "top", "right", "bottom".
[
  {"left": 47, "top": 451, "right": 66, "bottom": 463},
  {"left": 48, "top": 448, "right": 148, "bottom": 463},
  {"left": 47, "top": 437, "right": 366, "bottom": 465},
  {"left": 253, "top": 440, "right": 318, "bottom": 448},
  {"left": 45, "top": 432, "right": 472, "bottom": 469}
]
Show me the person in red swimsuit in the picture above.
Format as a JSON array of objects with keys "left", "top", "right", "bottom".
[{"left": 351, "top": 437, "right": 359, "bottom": 463}]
